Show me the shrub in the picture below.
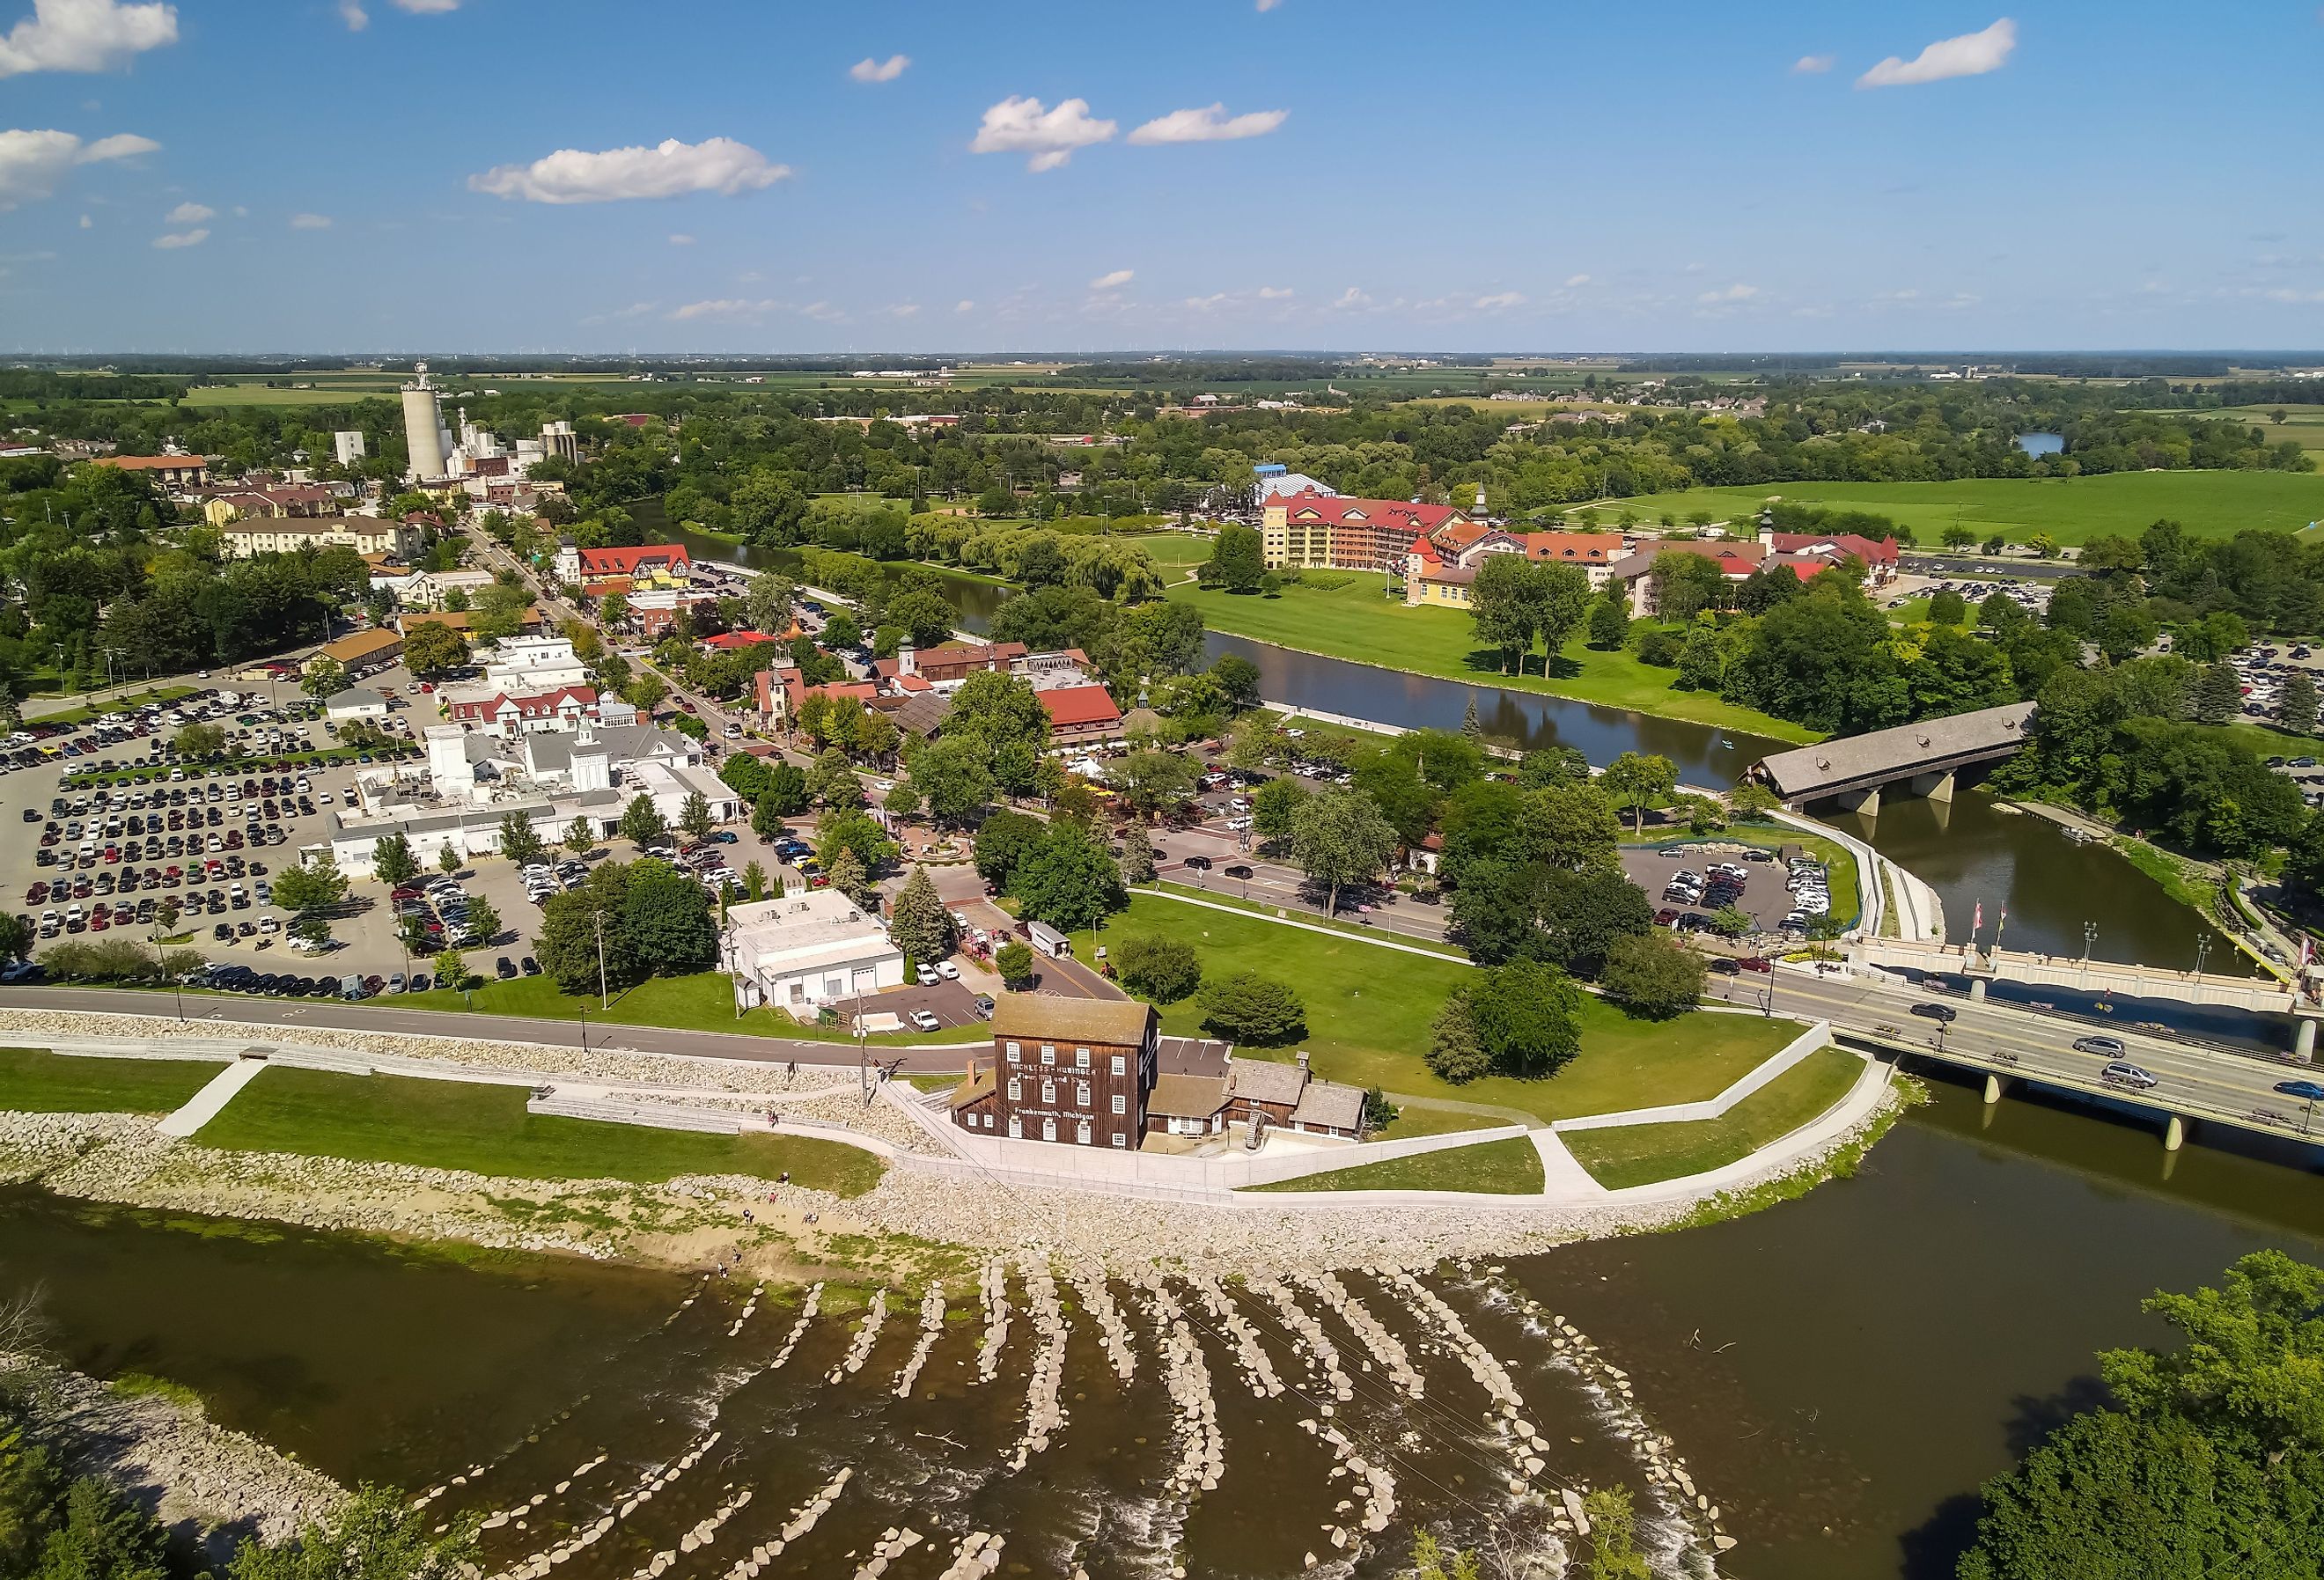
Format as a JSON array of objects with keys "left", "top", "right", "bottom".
[
  {"left": 1195, "top": 971, "right": 1305, "bottom": 1044},
  {"left": 1112, "top": 932, "right": 1202, "bottom": 1003}
]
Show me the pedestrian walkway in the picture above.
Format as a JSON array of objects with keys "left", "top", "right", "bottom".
[{"left": 155, "top": 1056, "right": 267, "bottom": 1137}]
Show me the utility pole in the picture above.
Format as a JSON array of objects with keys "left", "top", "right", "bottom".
[{"left": 592, "top": 908, "right": 609, "bottom": 1009}]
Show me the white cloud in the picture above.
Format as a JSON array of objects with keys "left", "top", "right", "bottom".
[
  {"left": 1088, "top": 268, "right": 1134, "bottom": 291},
  {"left": 1792, "top": 54, "right": 1835, "bottom": 74},
  {"left": 1256, "top": 0, "right": 1283, "bottom": 10},
  {"left": 1257, "top": 285, "right": 1293, "bottom": 299},
  {"left": 1331, "top": 286, "right": 1372, "bottom": 311},
  {"left": 1696, "top": 283, "right": 1759, "bottom": 304},
  {"left": 164, "top": 199, "right": 210, "bottom": 224},
  {"left": 77, "top": 211, "right": 90, "bottom": 227},
  {"left": 802, "top": 301, "right": 844, "bottom": 322},
  {"left": 1857, "top": 18, "right": 2015, "bottom": 88},
  {"left": 0, "top": 126, "right": 155, "bottom": 209},
  {"left": 1564, "top": 273, "right": 1592, "bottom": 288},
  {"left": 669, "top": 298, "right": 778, "bottom": 321},
  {"left": 470, "top": 136, "right": 790, "bottom": 204},
  {"left": 954, "top": 299, "right": 974, "bottom": 312},
  {"left": 151, "top": 225, "right": 204, "bottom": 247},
  {"left": 1185, "top": 292, "right": 1229, "bottom": 311},
  {"left": 886, "top": 303, "right": 920, "bottom": 319},
  {"left": 0, "top": 0, "right": 177, "bottom": 78},
  {"left": 392, "top": 0, "right": 461, "bottom": 11},
  {"left": 849, "top": 54, "right": 908, "bottom": 84},
  {"left": 667, "top": 231, "right": 694, "bottom": 246},
  {"left": 970, "top": 95, "right": 1115, "bottom": 172},
  {"left": 337, "top": 0, "right": 366, "bottom": 29},
  {"left": 1474, "top": 290, "right": 1526, "bottom": 311},
  {"left": 289, "top": 211, "right": 331, "bottom": 229},
  {"left": 1127, "top": 103, "right": 1288, "bottom": 144}
]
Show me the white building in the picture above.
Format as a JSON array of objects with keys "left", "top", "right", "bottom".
[
  {"left": 625, "top": 756, "right": 744, "bottom": 828},
  {"left": 324, "top": 687, "right": 389, "bottom": 723},
  {"left": 482, "top": 635, "right": 588, "bottom": 692},
  {"left": 402, "top": 364, "right": 451, "bottom": 482},
  {"left": 333, "top": 430, "right": 367, "bottom": 466},
  {"left": 399, "top": 568, "right": 496, "bottom": 609},
  {"left": 722, "top": 891, "right": 904, "bottom": 1016},
  {"left": 221, "top": 517, "right": 422, "bottom": 560},
  {"left": 327, "top": 790, "right": 623, "bottom": 878}
]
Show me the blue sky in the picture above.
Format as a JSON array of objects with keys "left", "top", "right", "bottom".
[{"left": 2, "top": 0, "right": 2321, "bottom": 354}]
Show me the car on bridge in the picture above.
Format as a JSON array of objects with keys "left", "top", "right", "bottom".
[
  {"left": 2071, "top": 1035, "right": 2126, "bottom": 1056},
  {"left": 1909, "top": 1002, "right": 1957, "bottom": 1024},
  {"left": 2101, "top": 1061, "right": 2160, "bottom": 1091},
  {"left": 2273, "top": 1078, "right": 2324, "bottom": 1102}
]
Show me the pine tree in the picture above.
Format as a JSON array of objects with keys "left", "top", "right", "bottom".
[
  {"left": 1460, "top": 696, "right": 1482, "bottom": 739},
  {"left": 825, "top": 847, "right": 869, "bottom": 907},
  {"left": 1119, "top": 837, "right": 1157, "bottom": 887},
  {"left": 2280, "top": 671, "right": 2320, "bottom": 736},
  {"left": 888, "top": 866, "right": 953, "bottom": 966},
  {"left": 2194, "top": 661, "right": 2242, "bottom": 725}
]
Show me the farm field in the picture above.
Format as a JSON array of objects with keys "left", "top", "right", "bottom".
[
  {"left": 2141, "top": 405, "right": 2324, "bottom": 457},
  {"left": 1601, "top": 472, "right": 2324, "bottom": 547},
  {"left": 1165, "top": 572, "right": 1820, "bottom": 741}
]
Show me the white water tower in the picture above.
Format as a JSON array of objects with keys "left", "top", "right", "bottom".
[{"left": 401, "top": 362, "right": 450, "bottom": 481}]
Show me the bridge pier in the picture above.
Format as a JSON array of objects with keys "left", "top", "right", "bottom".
[
  {"left": 1834, "top": 785, "right": 1881, "bottom": 816},
  {"left": 1907, "top": 768, "right": 1957, "bottom": 805},
  {"left": 1983, "top": 1072, "right": 2009, "bottom": 1105},
  {"left": 1968, "top": 979, "right": 1988, "bottom": 1003},
  {"left": 2298, "top": 1018, "right": 2318, "bottom": 1063},
  {"left": 2164, "top": 1113, "right": 2186, "bottom": 1152}
]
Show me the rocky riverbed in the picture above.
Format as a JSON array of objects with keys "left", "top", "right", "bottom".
[{"left": 3, "top": 1352, "right": 346, "bottom": 1556}]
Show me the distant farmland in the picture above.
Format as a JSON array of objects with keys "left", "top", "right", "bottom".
[{"left": 1603, "top": 470, "right": 2324, "bottom": 546}]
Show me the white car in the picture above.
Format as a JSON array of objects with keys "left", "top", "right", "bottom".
[
  {"left": 936, "top": 960, "right": 961, "bottom": 981},
  {"left": 908, "top": 1009, "right": 941, "bottom": 1033},
  {"left": 916, "top": 964, "right": 941, "bottom": 986},
  {"left": 1225, "top": 816, "right": 1254, "bottom": 832}
]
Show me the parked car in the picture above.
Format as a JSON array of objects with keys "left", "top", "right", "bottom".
[{"left": 908, "top": 1008, "right": 941, "bottom": 1033}]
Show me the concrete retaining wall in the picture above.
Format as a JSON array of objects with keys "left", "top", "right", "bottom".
[{"left": 1551, "top": 1020, "right": 1833, "bottom": 1133}]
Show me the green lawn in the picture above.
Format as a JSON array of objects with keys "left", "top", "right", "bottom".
[
  {"left": 1607, "top": 472, "right": 2324, "bottom": 547},
  {"left": 1244, "top": 1135, "right": 1544, "bottom": 1194},
  {"left": 1152, "top": 879, "right": 1469, "bottom": 959},
  {"left": 0, "top": 1048, "right": 217, "bottom": 1113},
  {"left": 1094, "top": 893, "right": 1806, "bottom": 1126},
  {"left": 1558, "top": 1047, "right": 1866, "bottom": 1190},
  {"left": 26, "top": 686, "right": 200, "bottom": 727},
  {"left": 393, "top": 970, "right": 972, "bottom": 1047},
  {"left": 1166, "top": 574, "right": 1817, "bottom": 743},
  {"left": 1124, "top": 533, "right": 1217, "bottom": 569},
  {"left": 200, "top": 1066, "right": 886, "bottom": 1195},
  {"left": 1371, "top": 1103, "right": 1518, "bottom": 1140},
  {"left": 2198, "top": 719, "right": 2319, "bottom": 759}
]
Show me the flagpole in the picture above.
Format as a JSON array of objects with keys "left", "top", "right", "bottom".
[{"left": 1993, "top": 908, "right": 2007, "bottom": 957}]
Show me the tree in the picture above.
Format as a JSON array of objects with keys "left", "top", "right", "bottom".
[
  {"left": 460, "top": 897, "right": 501, "bottom": 946},
  {"left": 745, "top": 573, "right": 796, "bottom": 636},
  {"left": 1289, "top": 785, "right": 1399, "bottom": 917},
  {"left": 300, "top": 658, "right": 347, "bottom": 699},
  {"left": 0, "top": 912, "right": 32, "bottom": 963},
  {"left": 1011, "top": 825, "right": 1125, "bottom": 931},
  {"left": 758, "top": 760, "right": 811, "bottom": 816},
  {"left": 1470, "top": 552, "right": 1542, "bottom": 674},
  {"left": 885, "top": 587, "right": 957, "bottom": 649},
  {"left": 974, "top": 809, "right": 1046, "bottom": 890},
  {"left": 437, "top": 846, "right": 461, "bottom": 876},
  {"left": 1119, "top": 836, "right": 1157, "bottom": 887},
  {"left": 1251, "top": 775, "right": 1307, "bottom": 839},
  {"left": 993, "top": 938, "right": 1034, "bottom": 987},
  {"left": 1210, "top": 653, "right": 1262, "bottom": 713},
  {"left": 1586, "top": 598, "right": 1629, "bottom": 650},
  {"left": 1106, "top": 746, "right": 1198, "bottom": 821},
  {"left": 173, "top": 721, "right": 226, "bottom": 759},
  {"left": 1600, "top": 932, "right": 1705, "bottom": 1018},
  {"left": 227, "top": 1483, "right": 481, "bottom": 1580},
  {"left": 904, "top": 736, "right": 997, "bottom": 825},
  {"left": 622, "top": 671, "right": 666, "bottom": 712},
  {"left": 618, "top": 794, "right": 668, "bottom": 850},
  {"left": 1460, "top": 696, "right": 1482, "bottom": 739},
  {"left": 816, "top": 807, "right": 894, "bottom": 874},
  {"left": 620, "top": 860, "right": 717, "bottom": 973},
  {"left": 821, "top": 610, "right": 864, "bottom": 650},
  {"left": 1201, "top": 524, "right": 1268, "bottom": 593},
  {"left": 741, "top": 859, "right": 769, "bottom": 901},
  {"left": 498, "top": 812, "right": 547, "bottom": 868},
  {"left": 153, "top": 897, "right": 180, "bottom": 937},
  {"left": 822, "top": 846, "right": 870, "bottom": 907},
  {"left": 888, "top": 866, "right": 954, "bottom": 966},
  {"left": 1600, "top": 750, "right": 1677, "bottom": 833},
  {"left": 1467, "top": 959, "right": 1584, "bottom": 1078},
  {"left": 1424, "top": 992, "right": 1489, "bottom": 1084},
  {"left": 400, "top": 621, "right": 469, "bottom": 678},
  {"left": 679, "top": 790, "right": 717, "bottom": 846},
  {"left": 1195, "top": 972, "right": 1305, "bottom": 1044},
  {"left": 272, "top": 857, "right": 349, "bottom": 915},
  {"left": 809, "top": 747, "right": 864, "bottom": 808},
  {"left": 1114, "top": 932, "right": 1201, "bottom": 1003},
  {"left": 563, "top": 817, "right": 596, "bottom": 857},
  {"left": 1225, "top": 713, "right": 1281, "bottom": 774},
  {"left": 2281, "top": 671, "right": 2320, "bottom": 735},
  {"left": 1927, "top": 589, "right": 1968, "bottom": 627},
  {"left": 2193, "top": 661, "right": 2242, "bottom": 726},
  {"left": 1579, "top": 1488, "right": 1651, "bottom": 1580},
  {"left": 1957, "top": 1252, "right": 2324, "bottom": 1580},
  {"left": 945, "top": 671, "right": 1052, "bottom": 795},
  {"left": 371, "top": 833, "right": 419, "bottom": 888}
]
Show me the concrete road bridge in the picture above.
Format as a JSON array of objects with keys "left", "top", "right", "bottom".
[{"left": 1756, "top": 702, "right": 2036, "bottom": 814}]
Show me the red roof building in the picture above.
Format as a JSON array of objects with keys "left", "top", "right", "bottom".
[
  {"left": 1037, "top": 684, "right": 1126, "bottom": 744},
  {"left": 1761, "top": 530, "right": 1901, "bottom": 583},
  {"left": 446, "top": 685, "right": 602, "bottom": 738},
  {"left": 1261, "top": 488, "right": 1471, "bottom": 572}
]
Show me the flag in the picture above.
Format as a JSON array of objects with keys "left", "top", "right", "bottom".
[
  {"left": 1972, "top": 901, "right": 1983, "bottom": 937},
  {"left": 2303, "top": 936, "right": 2313, "bottom": 970}
]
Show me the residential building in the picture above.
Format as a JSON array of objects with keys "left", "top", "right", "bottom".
[
  {"left": 91, "top": 454, "right": 210, "bottom": 488},
  {"left": 1261, "top": 488, "right": 1469, "bottom": 572},
  {"left": 202, "top": 484, "right": 337, "bottom": 525},
  {"left": 1610, "top": 540, "right": 1766, "bottom": 618},
  {"left": 723, "top": 890, "right": 905, "bottom": 1016},
  {"left": 1143, "top": 1049, "right": 1369, "bottom": 1142},
  {"left": 445, "top": 684, "right": 603, "bottom": 738},
  {"left": 397, "top": 568, "right": 497, "bottom": 609},
  {"left": 221, "top": 517, "right": 423, "bottom": 560},
  {"left": 949, "top": 995, "right": 1158, "bottom": 1150},
  {"left": 1757, "top": 525, "right": 1901, "bottom": 585},
  {"left": 314, "top": 627, "right": 403, "bottom": 677},
  {"left": 324, "top": 687, "right": 390, "bottom": 722},
  {"left": 481, "top": 635, "right": 588, "bottom": 692},
  {"left": 550, "top": 540, "right": 692, "bottom": 591},
  {"left": 1402, "top": 542, "right": 1477, "bottom": 610}
]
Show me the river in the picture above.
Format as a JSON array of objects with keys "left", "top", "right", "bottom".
[{"left": 8, "top": 1077, "right": 2322, "bottom": 1579}]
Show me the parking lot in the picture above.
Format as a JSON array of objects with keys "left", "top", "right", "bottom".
[{"left": 1615, "top": 843, "right": 1834, "bottom": 937}]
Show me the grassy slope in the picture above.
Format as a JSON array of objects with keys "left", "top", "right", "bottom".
[
  {"left": 1558, "top": 1047, "right": 1865, "bottom": 1189},
  {"left": 393, "top": 970, "right": 967, "bottom": 1047},
  {"left": 1166, "top": 574, "right": 1819, "bottom": 743},
  {"left": 1124, "top": 533, "right": 1217, "bottom": 569},
  {"left": 1244, "top": 1135, "right": 1544, "bottom": 1194},
  {"left": 1607, "top": 472, "right": 2324, "bottom": 547},
  {"left": 0, "top": 1048, "right": 217, "bottom": 1113},
  {"left": 200, "top": 1065, "right": 886, "bottom": 1196},
  {"left": 1094, "top": 893, "right": 1805, "bottom": 1125}
]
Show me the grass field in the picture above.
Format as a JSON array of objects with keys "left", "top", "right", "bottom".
[
  {"left": 1092, "top": 893, "right": 1806, "bottom": 1125},
  {"left": 1371, "top": 1103, "right": 1517, "bottom": 1140},
  {"left": 0, "top": 1048, "right": 216, "bottom": 1113},
  {"left": 1601, "top": 472, "right": 2324, "bottom": 547},
  {"left": 1558, "top": 1047, "right": 1866, "bottom": 1189},
  {"left": 201, "top": 1066, "right": 886, "bottom": 1194},
  {"left": 393, "top": 971, "right": 969, "bottom": 1047},
  {"left": 1125, "top": 533, "right": 1217, "bottom": 569},
  {"left": 1166, "top": 574, "right": 1820, "bottom": 743},
  {"left": 25, "top": 685, "right": 200, "bottom": 726},
  {"left": 1244, "top": 1135, "right": 1544, "bottom": 1194},
  {"left": 2142, "top": 406, "right": 2324, "bottom": 458}
]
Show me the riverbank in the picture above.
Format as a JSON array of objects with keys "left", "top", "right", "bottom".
[
  {"left": 1165, "top": 574, "right": 1820, "bottom": 743},
  {"left": 2, "top": 1349, "right": 345, "bottom": 1554}
]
